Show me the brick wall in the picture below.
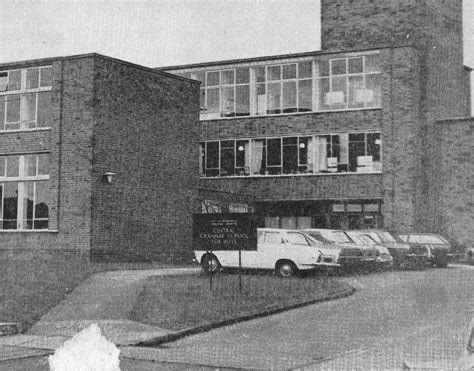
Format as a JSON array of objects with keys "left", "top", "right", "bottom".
[
  {"left": 90, "top": 56, "right": 200, "bottom": 262},
  {"left": 321, "top": 0, "right": 463, "bottom": 52},
  {"left": 424, "top": 118, "right": 473, "bottom": 246},
  {"left": 0, "top": 56, "right": 96, "bottom": 253}
]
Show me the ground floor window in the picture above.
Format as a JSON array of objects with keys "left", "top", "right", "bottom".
[
  {"left": 260, "top": 199, "right": 383, "bottom": 230},
  {"left": 0, "top": 153, "right": 50, "bottom": 230}
]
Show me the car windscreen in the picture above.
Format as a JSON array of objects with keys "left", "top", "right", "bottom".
[
  {"left": 409, "top": 234, "right": 447, "bottom": 244},
  {"left": 306, "top": 232, "right": 333, "bottom": 244},
  {"left": 376, "top": 231, "right": 397, "bottom": 243},
  {"left": 330, "top": 231, "right": 352, "bottom": 243}
]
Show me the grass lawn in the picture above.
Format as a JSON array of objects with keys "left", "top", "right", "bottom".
[
  {"left": 0, "top": 250, "right": 188, "bottom": 332},
  {"left": 0, "top": 250, "right": 92, "bottom": 331},
  {"left": 130, "top": 272, "right": 351, "bottom": 331}
]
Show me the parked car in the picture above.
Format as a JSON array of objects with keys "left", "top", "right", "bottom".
[
  {"left": 396, "top": 232, "right": 451, "bottom": 268},
  {"left": 303, "top": 229, "right": 379, "bottom": 268},
  {"left": 194, "top": 228, "right": 340, "bottom": 277},
  {"left": 345, "top": 231, "right": 394, "bottom": 269},
  {"left": 355, "top": 229, "right": 430, "bottom": 269},
  {"left": 467, "top": 246, "right": 474, "bottom": 265}
]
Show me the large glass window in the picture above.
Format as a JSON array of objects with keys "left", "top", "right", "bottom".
[
  {"left": 0, "top": 154, "right": 50, "bottom": 230},
  {"left": 199, "top": 132, "right": 381, "bottom": 177},
  {"left": 0, "top": 66, "right": 53, "bottom": 131},
  {"left": 178, "top": 53, "right": 381, "bottom": 120}
]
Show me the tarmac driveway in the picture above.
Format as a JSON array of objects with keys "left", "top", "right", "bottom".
[{"left": 119, "top": 265, "right": 474, "bottom": 370}]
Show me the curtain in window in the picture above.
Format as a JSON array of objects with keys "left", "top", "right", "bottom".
[
  {"left": 251, "top": 140, "right": 264, "bottom": 174},
  {"left": 307, "top": 137, "right": 313, "bottom": 170},
  {"left": 244, "top": 141, "right": 251, "bottom": 172},
  {"left": 315, "top": 137, "right": 328, "bottom": 172}
]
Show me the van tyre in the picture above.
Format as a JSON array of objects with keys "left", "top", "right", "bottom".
[
  {"left": 201, "top": 254, "right": 221, "bottom": 275},
  {"left": 276, "top": 261, "right": 297, "bottom": 277}
]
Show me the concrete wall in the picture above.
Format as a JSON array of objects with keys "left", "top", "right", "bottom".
[{"left": 90, "top": 56, "right": 200, "bottom": 262}]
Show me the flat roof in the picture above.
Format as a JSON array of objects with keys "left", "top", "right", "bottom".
[
  {"left": 0, "top": 53, "right": 200, "bottom": 85},
  {"left": 157, "top": 43, "right": 413, "bottom": 71}
]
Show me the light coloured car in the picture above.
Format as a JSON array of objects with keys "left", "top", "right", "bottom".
[
  {"left": 306, "top": 229, "right": 380, "bottom": 267},
  {"left": 396, "top": 232, "right": 451, "bottom": 268},
  {"left": 194, "top": 228, "right": 340, "bottom": 277},
  {"left": 345, "top": 231, "right": 393, "bottom": 269}
]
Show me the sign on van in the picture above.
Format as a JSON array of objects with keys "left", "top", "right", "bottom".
[{"left": 193, "top": 213, "right": 258, "bottom": 251}]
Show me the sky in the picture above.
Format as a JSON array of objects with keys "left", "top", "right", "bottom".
[{"left": 0, "top": 0, "right": 473, "bottom": 103}]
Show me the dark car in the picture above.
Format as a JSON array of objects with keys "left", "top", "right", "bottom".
[
  {"left": 301, "top": 229, "right": 380, "bottom": 268},
  {"left": 396, "top": 232, "right": 451, "bottom": 268},
  {"left": 358, "top": 229, "right": 430, "bottom": 269}
]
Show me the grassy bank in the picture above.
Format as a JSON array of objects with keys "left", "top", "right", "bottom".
[
  {"left": 0, "top": 250, "right": 91, "bottom": 331},
  {"left": 130, "top": 273, "right": 350, "bottom": 331}
]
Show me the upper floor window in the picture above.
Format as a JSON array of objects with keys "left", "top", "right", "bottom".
[
  {"left": 0, "top": 153, "right": 50, "bottom": 230},
  {"left": 199, "top": 132, "right": 381, "bottom": 177},
  {"left": 174, "top": 54, "right": 381, "bottom": 120},
  {"left": 0, "top": 66, "right": 53, "bottom": 132}
]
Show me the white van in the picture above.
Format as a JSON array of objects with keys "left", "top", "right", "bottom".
[{"left": 194, "top": 228, "right": 340, "bottom": 277}]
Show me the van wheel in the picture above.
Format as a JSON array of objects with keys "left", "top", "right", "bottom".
[
  {"left": 276, "top": 261, "right": 297, "bottom": 277},
  {"left": 201, "top": 254, "right": 221, "bottom": 274}
]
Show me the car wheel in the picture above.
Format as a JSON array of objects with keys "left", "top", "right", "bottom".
[
  {"left": 276, "top": 261, "right": 297, "bottom": 277},
  {"left": 201, "top": 254, "right": 221, "bottom": 274},
  {"left": 435, "top": 256, "right": 448, "bottom": 268}
]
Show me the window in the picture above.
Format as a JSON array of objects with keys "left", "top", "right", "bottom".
[
  {"left": 199, "top": 132, "right": 381, "bottom": 177},
  {"left": 348, "top": 132, "right": 382, "bottom": 172},
  {"left": 0, "top": 66, "right": 53, "bottom": 131},
  {"left": 182, "top": 53, "right": 381, "bottom": 120},
  {"left": 0, "top": 154, "right": 50, "bottom": 230},
  {"left": 286, "top": 232, "right": 310, "bottom": 246}
]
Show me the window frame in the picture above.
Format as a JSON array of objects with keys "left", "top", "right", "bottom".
[
  {"left": 0, "top": 66, "right": 53, "bottom": 132},
  {"left": 0, "top": 153, "right": 50, "bottom": 231}
]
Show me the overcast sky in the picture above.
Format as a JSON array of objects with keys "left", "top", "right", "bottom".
[{"left": 1, "top": 0, "right": 473, "bottom": 101}]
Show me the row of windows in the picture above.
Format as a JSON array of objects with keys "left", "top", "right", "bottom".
[
  {"left": 0, "top": 154, "right": 50, "bottom": 230},
  {"left": 175, "top": 55, "right": 381, "bottom": 119},
  {"left": 200, "top": 132, "right": 381, "bottom": 177},
  {"left": 0, "top": 66, "right": 52, "bottom": 93}
]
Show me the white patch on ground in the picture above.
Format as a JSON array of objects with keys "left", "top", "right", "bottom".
[{"left": 48, "top": 323, "right": 120, "bottom": 371}]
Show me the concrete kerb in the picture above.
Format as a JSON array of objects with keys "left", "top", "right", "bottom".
[{"left": 135, "top": 285, "right": 356, "bottom": 348}]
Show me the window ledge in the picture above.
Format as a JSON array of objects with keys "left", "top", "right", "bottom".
[
  {"left": 200, "top": 107, "right": 381, "bottom": 122},
  {"left": 0, "top": 230, "right": 58, "bottom": 233},
  {"left": 0, "top": 127, "right": 51, "bottom": 134},
  {"left": 200, "top": 172, "right": 382, "bottom": 179}
]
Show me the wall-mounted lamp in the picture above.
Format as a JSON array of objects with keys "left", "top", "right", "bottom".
[
  {"left": 103, "top": 172, "right": 116, "bottom": 184},
  {"left": 299, "top": 142, "right": 306, "bottom": 149},
  {"left": 238, "top": 145, "right": 244, "bottom": 151}
]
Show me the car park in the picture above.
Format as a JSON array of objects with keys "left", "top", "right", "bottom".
[
  {"left": 353, "top": 229, "right": 430, "bottom": 269},
  {"left": 396, "top": 233, "right": 451, "bottom": 268},
  {"left": 303, "top": 229, "right": 379, "bottom": 268},
  {"left": 194, "top": 228, "right": 340, "bottom": 277}
]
